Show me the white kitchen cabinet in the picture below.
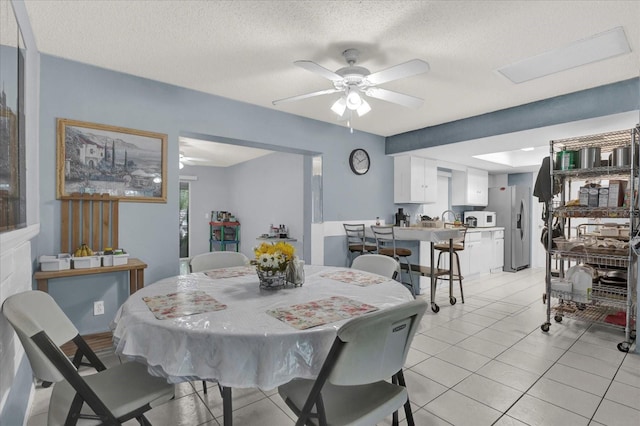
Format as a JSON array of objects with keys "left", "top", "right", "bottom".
[
  {"left": 418, "top": 228, "right": 503, "bottom": 286},
  {"left": 458, "top": 232, "right": 485, "bottom": 276},
  {"left": 491, "top": 230, "right": 504, "bottom": 272},
  {"left": 394, "top": 156, "right": 437, "bottom": 203},
  {"left": 452, "top": 167, "right": 488, "bottom": 206}
]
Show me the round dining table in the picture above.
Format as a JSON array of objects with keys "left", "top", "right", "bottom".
[{"left": 111, "top": 264, "right": 414, "bottom": 425}]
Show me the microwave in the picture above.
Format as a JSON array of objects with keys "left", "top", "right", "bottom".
[{"left": 464, "top": 211, "right": 496, "bottom": 228}]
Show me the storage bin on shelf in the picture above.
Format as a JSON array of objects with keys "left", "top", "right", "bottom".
[
  {"left": 72, "top": 256, "right": 101, "bottom": 269},
  {"left": 39, "top": 254, "right": 72, "bottom": 271},
  {"left": 102, "top": 253, "right": 129, "bottom": 267}
]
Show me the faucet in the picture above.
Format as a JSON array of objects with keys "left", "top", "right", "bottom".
[{"left": 441, "top": 210, "right": 458, "bottom": 223}]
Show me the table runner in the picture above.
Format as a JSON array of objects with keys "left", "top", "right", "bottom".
[{"left": 266, "top": 295, "right": 378, "bottom": 329}]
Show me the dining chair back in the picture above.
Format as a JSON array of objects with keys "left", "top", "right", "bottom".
[
  {"left": 370, "top": 225, "right": 415, "bottom": 296},
  {"left": 343, "top": 223, "right": 377, "bottom": 266},
  {"left": 278, "top": 299, "right": 427, "bottom": 426},
  {"left": 351, "top": 254, "right": 400, "bottom": 280},
  {"left": 1, "top": 290, "right": 174, "bottom": 425},
  {"left": 189, "top": 251, "right": 249, "bottom": 273}
]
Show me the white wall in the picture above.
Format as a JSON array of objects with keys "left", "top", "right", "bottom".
[
  {"left": 0, "top": 0, "right": 40, "bottom": 419},
  {"left": 228, "top": 152, "right": 304, "bottom": 260},
  {"left": 180, "top": 151, "right": 304, "bottom": 261},
  {"left": 179, "top": 167, "right": 230, "bottom": 257}
]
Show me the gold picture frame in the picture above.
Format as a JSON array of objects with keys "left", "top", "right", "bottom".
[{"left": 56, "top": 118, "right": 167, "bottom": 202}]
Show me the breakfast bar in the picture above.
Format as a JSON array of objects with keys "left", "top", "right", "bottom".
[{"left": 366, "top": 226, "right": 462, "bottom": 312}]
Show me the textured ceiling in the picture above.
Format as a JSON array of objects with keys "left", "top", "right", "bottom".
[{"left": 21, "top": 0, "right": 640, "bottom": 139}]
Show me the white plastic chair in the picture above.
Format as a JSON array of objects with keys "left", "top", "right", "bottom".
[
  {"left": 278, "top": 299, "right": 427, "bottom": 426},
  {"left": 351, "top": 254, "right": 400, "bottom": 280},
  {"left": 1, "top": 290, "right": 174, "bottom": 426},
  {"left": 189, "top": 251, "right": 249, "bottom": 273}
]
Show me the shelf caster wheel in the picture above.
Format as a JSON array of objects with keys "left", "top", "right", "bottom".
[
  {"left": 431, "top": 303, "right": 440, "bottom": 313},
  {"left": 617, "top": 342, "right": 630, "bottom": 353},
  {"left": 577, "top": 303, "right": 586, "bottom": 310},
  {"left": 554, "top": 315, "right": 563, "bottom": 323},
  {"left": 541, "top": 323, "right": 550, "bottom": 332},
  {"left": 450, "top": 296, "right": 456, "bottom": 305}
]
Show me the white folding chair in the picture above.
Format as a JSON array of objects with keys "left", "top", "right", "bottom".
[
  {"left": 278, "top": 299, "right": 427, "bottom": 426},
  {"left": 1, "top": 290, "right": 174, "bottom": 426},
  {"left": 189, "top": 251, "right": 249, "bottom": 273},
  {"left": 351, "top": 253, "right": 400, "bottom": 280}
]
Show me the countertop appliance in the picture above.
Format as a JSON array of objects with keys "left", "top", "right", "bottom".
[
  {"left": 465, "top": 216, "right": 477, "bottom": 228},
  {"left": 463, "top": 211, "right": 496, "bottom": 228},
  {"left": 487, "top": 186, "right": 531, "bottom": 272}
]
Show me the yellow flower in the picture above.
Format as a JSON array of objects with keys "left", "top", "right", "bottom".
[
  {"left": 253, "top": 242, "right": 295, "bottom": 272},
  {"left": 275, "top": 241, "right": 295, "bottom": 261}
]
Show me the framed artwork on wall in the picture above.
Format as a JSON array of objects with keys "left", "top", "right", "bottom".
[{"left": 56, "top": 119, "right": 167, "bottom": 202}]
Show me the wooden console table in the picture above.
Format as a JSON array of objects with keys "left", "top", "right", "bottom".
[{"left": 34, "top": 258, "right": 147, "bottom": 295}]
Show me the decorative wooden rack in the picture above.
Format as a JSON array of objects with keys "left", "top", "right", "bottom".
[{"left": 60, "top": 192, "right": 119, "bottom": 253}]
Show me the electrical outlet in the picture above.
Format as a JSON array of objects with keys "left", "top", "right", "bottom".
[{"left": 93, "top": 301, "right": 105, "bottom": 316}]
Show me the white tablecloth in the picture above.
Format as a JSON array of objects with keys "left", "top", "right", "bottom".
[{"left": 111, "top": 265, "right": 413, "bottom": 390}]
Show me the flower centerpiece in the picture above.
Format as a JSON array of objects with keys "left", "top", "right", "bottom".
[{"left": 254, "top": 241, "right": 295, "bottom": 289}]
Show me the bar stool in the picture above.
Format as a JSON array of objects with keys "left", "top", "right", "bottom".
[
  {"left": 434, "top": 223, "right": 468, "bottom": 304},
  {"left": 370, "top": 225, "right": 415, "bottom": 297},
  {"left": 343, "top": 223, "right": 377, "bottom": 266}
]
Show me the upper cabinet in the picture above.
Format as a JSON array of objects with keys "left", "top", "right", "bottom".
[
  {"left": 394, "top": 156, "right": 437, "bottom": 203},
  {"left": 452, "top": 167, "right": 488, "bottom": 206}
]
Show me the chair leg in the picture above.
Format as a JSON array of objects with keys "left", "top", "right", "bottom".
[
  {"left": 202, "top": 380, "right": 207, "bottom": 394},
  {"left": 454, "top": 252, "right": 464, "bottom": 303},
  {"left": 398, "top": 256, "right": 415, "bottom": 298}
]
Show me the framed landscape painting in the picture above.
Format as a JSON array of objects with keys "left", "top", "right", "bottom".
[{"left": 56, "top": 119, "right": 167, "bottom": 202}]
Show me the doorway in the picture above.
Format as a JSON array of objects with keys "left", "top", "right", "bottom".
[{"left": 179, "top": 181, "right": 190, "bottom": 259}]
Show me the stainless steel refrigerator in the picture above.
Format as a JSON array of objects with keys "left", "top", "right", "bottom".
[{"left": 487, "top": 186, "right": 530, "bottom": 272}]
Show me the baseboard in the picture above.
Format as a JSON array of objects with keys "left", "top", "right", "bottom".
[{"left": 61, "top": 331, "right": 114, "bottom": 356}]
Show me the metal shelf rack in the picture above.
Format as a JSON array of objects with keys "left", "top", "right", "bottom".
[{"left": 542, "top": 126, "right": 639, "bottom": 352}]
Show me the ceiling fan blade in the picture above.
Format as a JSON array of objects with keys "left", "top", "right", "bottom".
[
  {"left": 295, "top": 60, "right": 344, "bottom": 81},
  {"left": 365, "top": 87, "right": 424, "bottom": 109},
  {"left": 363, "top": 59, "right": 430, "bottom": 85},
  {"left": 272, "top": 88, "right": 342, "bottom": 105}
]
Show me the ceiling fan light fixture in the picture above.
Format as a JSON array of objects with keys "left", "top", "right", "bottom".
[
  {"left": 330, "top": 97, "right": 347, "bottom": 116},
  {"left": 346, "top": 90, "right": 362, "bottom": 110},
  {"left": 356, "top": 99, "right": 371, "bottom": 117}
]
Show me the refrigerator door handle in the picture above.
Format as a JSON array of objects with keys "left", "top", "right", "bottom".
[{"left": 518, "top": 201, "right": 525, "bottom": 239}]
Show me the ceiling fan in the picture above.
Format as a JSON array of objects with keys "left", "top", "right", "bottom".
[
  {"left": 272, "top": 48, "right": 430, "bottom": 123},
  {"left": 179, "top": 151, "right": 211, "bottom": 168}
]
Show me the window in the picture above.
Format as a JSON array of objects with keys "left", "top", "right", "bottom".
[{"left": 0, "top": 2, "right": 26, "bottom": 232}]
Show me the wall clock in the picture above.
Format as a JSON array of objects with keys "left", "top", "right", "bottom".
[{"left": 349, "top": 148, "right": 370, "bottom": 175}]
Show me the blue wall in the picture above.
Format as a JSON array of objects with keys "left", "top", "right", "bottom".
[{"left": 36, "top": 55, "right": 392, "bottom": 332}]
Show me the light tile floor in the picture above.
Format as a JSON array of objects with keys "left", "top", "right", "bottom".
[{"left": 27, "top": 268, "right": 639, "bottom": 425}]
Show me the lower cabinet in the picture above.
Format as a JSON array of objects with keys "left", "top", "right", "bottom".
[
  {"left": 491, "top": 230, "right": 505, "bottom": 273},
  {"left": 419, "top": 229, "right": 504, "bottom": 278}
]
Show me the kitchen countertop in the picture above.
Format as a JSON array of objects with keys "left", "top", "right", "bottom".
[
  {"left": 408, "top": 225, "right": 504, "bottom": 233},
  {"left": 465, "top": 227, "right": 504, "bottom": 233}
]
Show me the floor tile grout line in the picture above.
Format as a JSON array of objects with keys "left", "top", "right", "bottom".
[{"left": 490, "top": 321, "right": 592, "bottom": 425}]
